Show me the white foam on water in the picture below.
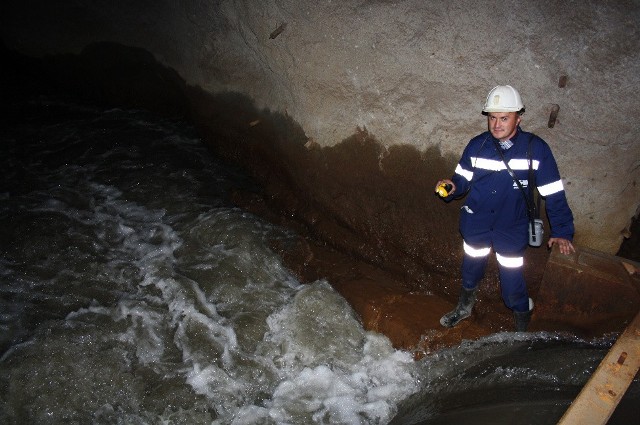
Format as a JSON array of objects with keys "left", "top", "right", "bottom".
[
  {"left": 22, "top": 178, "right": 419, "bottom": 424},
  {"left": 264, "top": 334, "right": 418, "bottom": 425},
  {"left": 86, "top": 197, "right": 420, "bottom": 423},
  {"left": 0, "top": 100, "right": 423, "bottom": 424},
  {"left": 213, "top": 282, "right": 420, "bottom": 424}
]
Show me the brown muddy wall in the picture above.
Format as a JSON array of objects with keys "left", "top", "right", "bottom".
[{"left": 2, "top": 1, "right": 640, "bottom": 255}]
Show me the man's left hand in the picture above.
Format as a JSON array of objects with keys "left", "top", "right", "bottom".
[{"left": 548, "top": 237, "right": 575, "bottom": 255}]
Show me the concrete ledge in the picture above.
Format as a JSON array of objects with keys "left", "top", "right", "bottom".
[{"left": 534, "top": 246, "right": 640, "bottom": 336}]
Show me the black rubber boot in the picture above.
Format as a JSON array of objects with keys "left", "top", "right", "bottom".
[
  {"left": 440, "top": 286, "right": 478, "bottom": 328},
  {"left": 513, "top": 298, "right": 534, "bottom": 332}
]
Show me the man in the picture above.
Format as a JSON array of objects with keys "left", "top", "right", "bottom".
[{"left": 435, "top": 85, "right": 575, "bottom": 332}]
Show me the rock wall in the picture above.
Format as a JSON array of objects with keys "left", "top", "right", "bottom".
[{"left": 2, "top": 0, "right": 639, "bottom": 253}]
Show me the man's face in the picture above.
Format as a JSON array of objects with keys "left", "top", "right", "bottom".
[{"left": 487, "top": 112, "right": 521, "bottom": 142}]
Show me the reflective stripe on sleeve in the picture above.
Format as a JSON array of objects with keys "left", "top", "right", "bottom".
[
  {"left": 463, "top": 241, "right": 491, "bottom": 257},
  {"left": 455, "top": 164, "right": 474, "bottom": 182},
  {"left": 496, "top": 253, "right": 524, "bottom": 268},
  {"left": 537, "top": 179, "right": 564, "bottom": 196}
]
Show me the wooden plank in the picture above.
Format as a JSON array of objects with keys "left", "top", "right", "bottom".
[{"left": 557, "top": 310, "right": 640, "bottom": 424}]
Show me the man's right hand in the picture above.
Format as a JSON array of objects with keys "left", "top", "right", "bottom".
[{"left": 435, "top": 179, "right": 456, "bottom": 196}]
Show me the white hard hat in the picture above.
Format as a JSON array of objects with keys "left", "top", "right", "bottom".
[{"left": 482, "top": 85, "right": 525, "bottom": 114}]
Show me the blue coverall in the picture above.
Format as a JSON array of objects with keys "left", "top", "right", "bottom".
[{"left": 447, "top": 127, "right": 574, "bottom": 312}]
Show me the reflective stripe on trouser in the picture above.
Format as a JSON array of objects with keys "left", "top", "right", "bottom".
[
  {"left": 461, "top": 241, "right": 490, "bottom": 289},
  {"left": 462, "top": 240, "right": 529, "bottom": 310}
]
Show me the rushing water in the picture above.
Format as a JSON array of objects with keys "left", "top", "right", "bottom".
[{"left": 1, "top": 97, "right": 638, "bottom": 424}]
